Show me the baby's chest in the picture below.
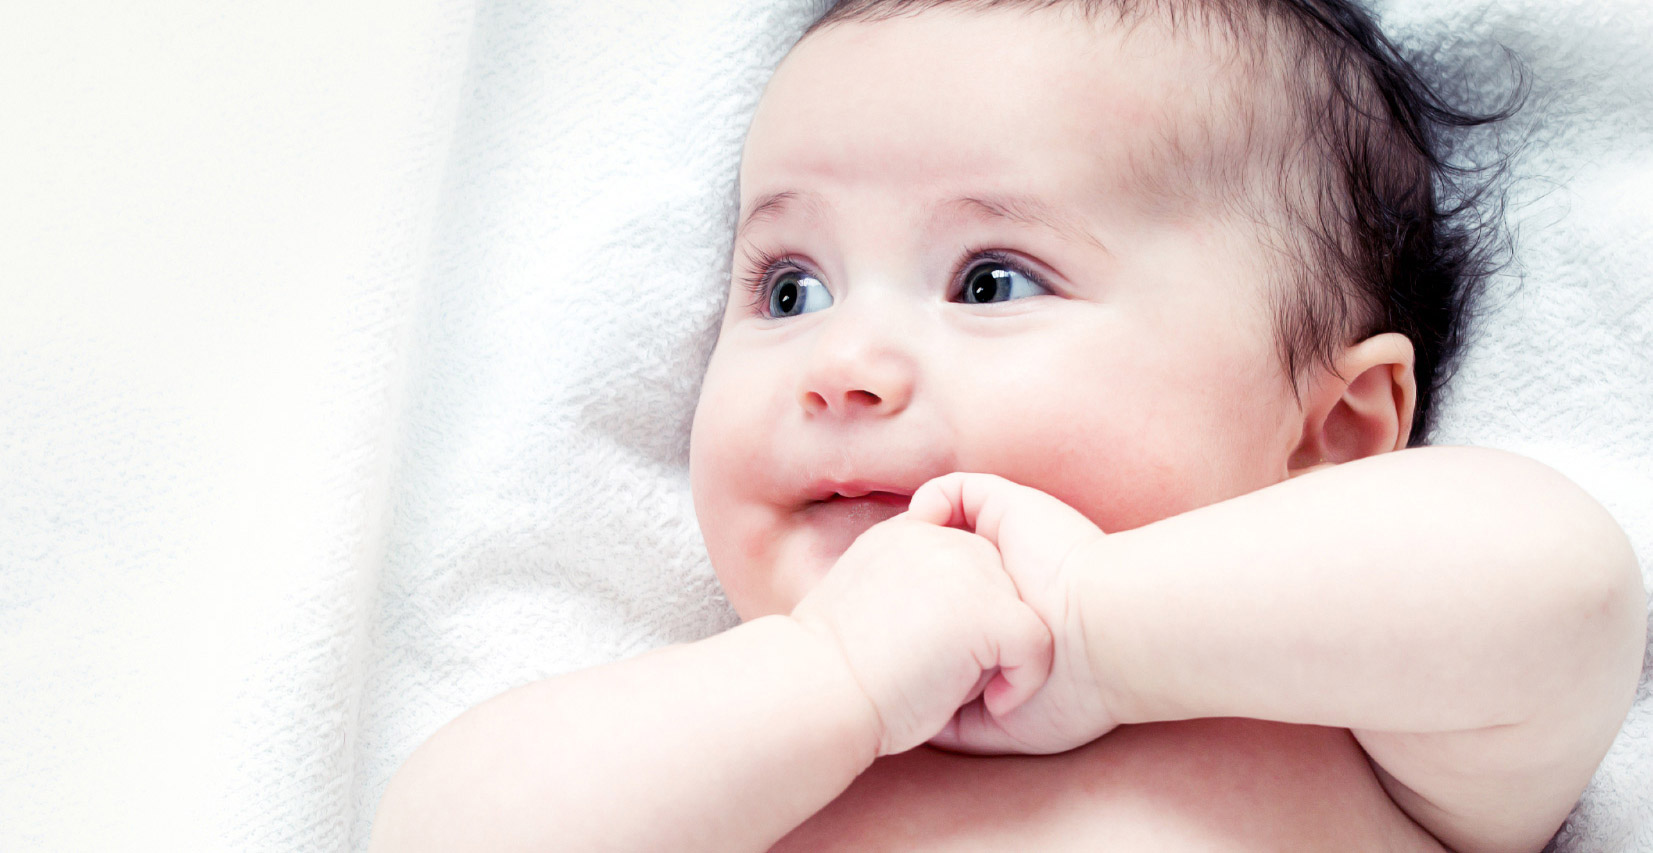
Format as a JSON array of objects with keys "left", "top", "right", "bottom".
[{"left": 773, "top": 718, "right": 1446, "bottom": 853}]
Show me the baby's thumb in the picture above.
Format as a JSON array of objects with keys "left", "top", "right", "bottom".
[
  {"left": 904, "top": 472, "right": 973, "bottom": 528},
  {"left": 983, "top": 596, "right": 1053, "bottom": 718},
  {"left": 932, "top": 595, "right": 1053, "bottom": 754}
]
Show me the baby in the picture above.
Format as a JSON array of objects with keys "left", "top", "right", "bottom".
[{"left": 371, "top": 1, "right": 1647, "bottom": 850}]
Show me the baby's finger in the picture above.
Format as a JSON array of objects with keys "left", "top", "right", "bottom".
[
  {"left": 908, "top": 472, "right": 1050, "bottom": 554},
  {"left": 983, "top": 597, "right": 1053, "bottom": 718},
  {"left": 928, "top": 700, "right": 1027, "bottom": 755},
  {"left": 931, "top": 595, "right": 1050, "bottom": 754},
  {"left": 954, "top": 473, "right": 1059, "bottom": 554},
  {"left": 905, "top": 471, "right": 1022, "bottom": 536},
  {"left": 903, "top": 471, "right": 975, "bottom": 528}
]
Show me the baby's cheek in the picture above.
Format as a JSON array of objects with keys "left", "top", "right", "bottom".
[
  {"left": 957, "top": 392, "right": 1225, "bottom": 533},
  {"left": 1026, "top": 438, "right": 1208, "bottom": 533}
]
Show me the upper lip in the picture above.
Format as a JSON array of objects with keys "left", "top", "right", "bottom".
[{"left": 807, "top": 479, "right": 918, "bottom": 502}]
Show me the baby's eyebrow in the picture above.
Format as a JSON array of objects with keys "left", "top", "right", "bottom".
[
  {"left": 734, "top": 189, "right": 1109, "bottom": 256},
  {"left": 736, "top": 190, "right": 824, "bottom": 242},
  {"left": 949, "top": 195, "right": 1111, "bottom": 256}
]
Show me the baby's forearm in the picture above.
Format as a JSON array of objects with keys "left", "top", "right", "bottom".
[
  {"left": 369, "top": 615, "right": 879, "bottom": 853},
  {"left": 1082, "top": 446, "right": 1644, "bottom": 735}
]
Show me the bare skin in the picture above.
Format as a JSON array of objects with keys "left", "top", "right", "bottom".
[
  {"left": 369, "top": 7, "right": 1645, "bottom": 853},
  {"left": 778, "top": 721, "right": 1448, "bottom": 852},
  {"left": 369, "top": 451, "right": 1641, "bottom": 853}
]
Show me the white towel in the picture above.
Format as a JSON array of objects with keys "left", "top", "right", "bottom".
[{"left": 1, "top": 0, "right": 1647, "bottom": 850}]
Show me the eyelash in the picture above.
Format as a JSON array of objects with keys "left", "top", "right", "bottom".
[
  {"left": 739, "top": 246, "right": 1053, "bottom": 314},
  {"left": 738, "top": 247, "right": 797, "bottom": 313}
]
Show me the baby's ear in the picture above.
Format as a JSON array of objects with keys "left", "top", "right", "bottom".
[{"left": 1287, "top": 333, "right": 1417, "bottom": 477}]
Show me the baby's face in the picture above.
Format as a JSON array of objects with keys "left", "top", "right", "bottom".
[{"left": 691, "top": 6, "right": 1304, "bottom": 618}]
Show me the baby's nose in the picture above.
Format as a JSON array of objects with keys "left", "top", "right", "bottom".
[{"left": 797, "top": 317, "right": 916, "bottom": 419}]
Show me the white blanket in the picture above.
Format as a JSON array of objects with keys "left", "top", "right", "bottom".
[{"left": 1, "top": 0, "right": 1647, "bottom": 849}]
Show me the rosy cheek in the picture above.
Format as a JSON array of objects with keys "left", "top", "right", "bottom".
[
  {"left": 1029, "top": 448, "right": 1200, "bottom": 533},
  {"left": 692, "top": 364, "right": 804, "bottom": 618},
  {"left": 951, "top": 385, "right": 1211, "bottom": 534}
]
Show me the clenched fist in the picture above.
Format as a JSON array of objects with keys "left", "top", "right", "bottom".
[
  {"left": 789, "top": 514, "right": 1054, "bottom": 757},
  {"left": 906, "top": 472, "right": 1120, "bottom": 755}
]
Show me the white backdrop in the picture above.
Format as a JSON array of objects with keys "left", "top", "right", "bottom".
[{"left": 2, "top": 0, "right": 1648, "bottom": 850}]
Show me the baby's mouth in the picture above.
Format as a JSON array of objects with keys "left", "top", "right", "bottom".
[
  {"left": 799, "top": 491, "right": 913, "bottom": 559},
  {"left": 821, "top": 491, "right": 912, "bottom": 508}
]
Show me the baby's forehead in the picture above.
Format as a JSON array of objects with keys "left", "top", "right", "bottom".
[{"left": 753, "top": 4, "right": 1305, "bottom": 227}]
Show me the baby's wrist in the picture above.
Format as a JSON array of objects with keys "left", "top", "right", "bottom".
[
  {"left": 1070, "top": 530, "right": 1171, "bottom": 726},
  {"left": 768, "top": 614, "right": 886, "bottom": 762}
]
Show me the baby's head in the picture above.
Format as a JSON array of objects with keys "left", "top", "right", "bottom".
[{"left": 690, "top": 0, "right": 1512, "bottom": 617}]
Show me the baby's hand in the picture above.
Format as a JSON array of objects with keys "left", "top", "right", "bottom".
[
  {"left": 790, "top": 515, "right": 1053, "bottom": 758},
  {"left": 906, "top": 472, "right": 1118, "bottom": 755}
]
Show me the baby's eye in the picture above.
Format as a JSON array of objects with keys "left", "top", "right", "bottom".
[
  {"left": 768, "top": 270, "right": 834, "bottom": 318},
  {"left": 958, "top": 260, "right": 1050, "bottom": 304}
]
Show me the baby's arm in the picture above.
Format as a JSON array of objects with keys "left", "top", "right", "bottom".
[
  {"left": 369, "top": 616, "right": 874, "bottom": 853},
  {"left": 1072, "top": 447, "right": 1644, "bottom": 853},
  {"left": 369, "top": 517, "right": 1050, "bottom": 853}
]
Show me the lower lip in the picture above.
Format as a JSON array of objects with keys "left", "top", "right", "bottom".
[{"left": 799, "top": 493, "right": 912, "bottom": 559}]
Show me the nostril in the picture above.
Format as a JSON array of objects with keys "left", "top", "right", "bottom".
[{"left": 800, "top": 388, "right": 885, "bottom": 415}]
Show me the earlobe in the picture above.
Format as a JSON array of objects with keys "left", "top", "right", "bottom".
[{"left": 1287, "top": 333, "right": 1417, "bottom": 477}]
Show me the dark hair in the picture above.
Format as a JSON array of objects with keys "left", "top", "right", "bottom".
[{"left": 803, "top": 0, "right": 1525, "bottom": 443}]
